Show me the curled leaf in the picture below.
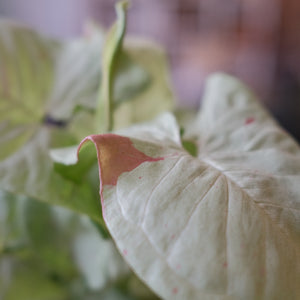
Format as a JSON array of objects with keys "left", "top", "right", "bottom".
[
  {"left": 97, "top": 1, "right": 174, "bottom": 132},
  {"left": 78, "top": 74, "right": 300, "bottom": 299}
]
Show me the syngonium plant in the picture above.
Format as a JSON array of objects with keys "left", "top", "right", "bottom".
[{"left": 0, "top": 1, "right": 299, "bottom": 299}]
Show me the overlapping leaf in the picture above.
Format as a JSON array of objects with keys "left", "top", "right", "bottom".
[
  {"left": 0, "top": 192, "right": 136, "bottom": 299},
  {"left": 113, "top": 37, "right": 175, "bottom": 130},
  {"left": 0, "top": 20, "right": 104, "bottom": 220},
  {"left": 96, "top": 1, "right": 173, "bottom": 132},
  {"left": 0, "top": 4, "right": 174, "bottom": 222},
  {"left": 75, "top": 74, "right": 300, "bottom": 299}
]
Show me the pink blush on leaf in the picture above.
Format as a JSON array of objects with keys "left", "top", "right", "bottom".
[
  {"left": 79, "top": 134, "right": 164, "bottom": 186},
  {"left": 245, "top": 117, "right": 255, "bottom": 125}
]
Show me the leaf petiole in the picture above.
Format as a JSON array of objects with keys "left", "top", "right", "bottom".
[{"left": 96, "top": 1, "right": 129, "bottom": 132}]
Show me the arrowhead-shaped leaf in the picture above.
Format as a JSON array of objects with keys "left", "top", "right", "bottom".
[
  {"left": 78, "top": 74, "right": 300, "bottom": 299},
  {"left": 0, "top": 20, "right": 103, "bottom": 220}
]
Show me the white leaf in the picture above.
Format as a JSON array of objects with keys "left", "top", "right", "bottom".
[{"left": 79, "top": 73, "right": 300, "bottom": 299}]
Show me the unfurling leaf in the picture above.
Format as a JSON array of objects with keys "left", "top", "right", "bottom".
[{"left": 97, "top": 1, "right": 174, "bottom": 132}]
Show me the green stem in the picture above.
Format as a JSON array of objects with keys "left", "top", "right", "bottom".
[
  {"left": 97, "top": 1, "right": 129, "bottom": 132},
  {"left": 109, "top": 1, "right": 128, "bottom": 132}
]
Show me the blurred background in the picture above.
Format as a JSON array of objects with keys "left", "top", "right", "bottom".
[{"left": 0, "top": 0, "right": 299, "bottom": 140}]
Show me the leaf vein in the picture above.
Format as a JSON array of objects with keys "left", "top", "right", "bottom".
[
  {"left": 141, "top": 156, "right": 183, "bottom": 226},
  {"left": 166, "top": 172, "right": 222, "bottom": 257}
]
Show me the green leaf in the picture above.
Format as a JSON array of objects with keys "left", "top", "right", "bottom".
[
  {"left": 182, "top": 140, "right": 197, "bottom": 157},
  {"left": 113, "top": 52, "right": 149, "bottom": 105},
  {"left": 0, "top": 191, "right": 28, "bottom": 255},
  {"left": 24, "top": 200, "right": 77, "bottom": 278},
  {"left": 50, "top": 142, "right": 97, "bottom": 183},
  {"left": 46, "top": 23, "right": 104, "bottom": 121},
  {"left": 0, "top": 20, "right": 102, "bottom": 220},
  {"left": 78, "top": 74, "right": 300, "bottom": 299},
  {"left": 113, "top": 38, "right": 174, "bottom": 130},
  {"left": 0, "top": 193, "right": 132, "bottom": 297},
  {"left": 2, "top": 264, "right": 67, "bottom": 300},
  {"left": 0, "top": 15, "right": 174, "bottom": 224},
  {"left": 0, "top": 20, "right": 57, "bottom": 161}
]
